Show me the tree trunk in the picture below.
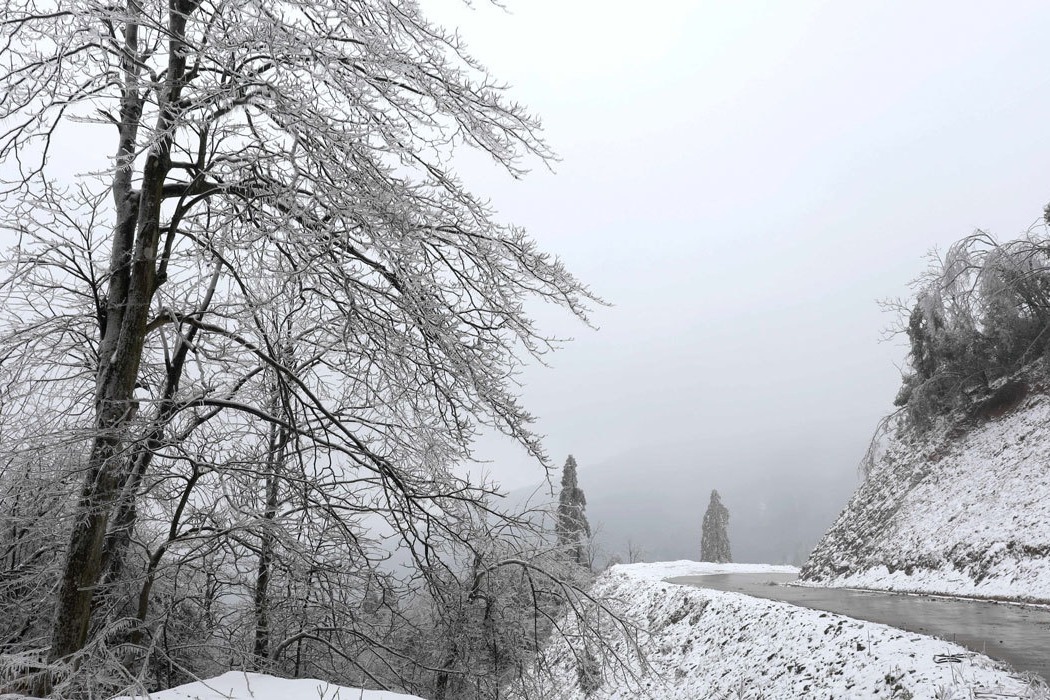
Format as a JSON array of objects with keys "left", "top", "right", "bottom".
[
  {"left": 46, "top": 177, "right": 164, "bottom": 664},
  {"left": 100, "top": 262, "right": 223, "bottom": 590},
  {"left": 253, "top": 422, "right": 288, "bottom": 664},
  {"left": 44, "top": 0, "right": 190, "bottom": 675}
]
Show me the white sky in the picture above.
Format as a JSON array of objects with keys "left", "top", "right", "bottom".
[{"left": 430, "top": 1, "right": 1050, "bottom": 488}]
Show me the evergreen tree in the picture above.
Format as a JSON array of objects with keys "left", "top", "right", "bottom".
[
  {"left": 701, "top": 490, "right": 732, "bottom": 563},
  {"left": 556, "top": 455, "right": 592, "bottom": 567}
]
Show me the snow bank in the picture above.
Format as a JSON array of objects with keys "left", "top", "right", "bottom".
[
  {"left": 516, "top": 562, "right": 1043, "bottom": 699},
  {"left": 610, "top": 560, "right": 798, "bottom": 581},
  {"left": 803, "top": 390, "right": 1050, "bottom": 602},
  {"left": 112, "top": 671, "right": 423, "bottom": 700}
]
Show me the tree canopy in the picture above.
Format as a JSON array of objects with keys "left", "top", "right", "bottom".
[
  {"left": 891, "top": 224, "right": 1050, "bottom": 430},
  {"left": 0, "top": 0, "right": 608, "bottom": 695}
]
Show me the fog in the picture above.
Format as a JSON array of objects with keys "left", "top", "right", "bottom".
[
  {"left": 509, "top": 439, "right": 860, "bottom": 566},
  {"left": 426, "top": 1, "right": 1050, "bottom": 553}
]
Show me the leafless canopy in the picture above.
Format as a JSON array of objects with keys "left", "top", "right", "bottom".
[{"left": 0, "top": 0, "right": 613, "bottom": 696}]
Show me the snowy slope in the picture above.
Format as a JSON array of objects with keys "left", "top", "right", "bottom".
[
  {"left": 514, "top": 562, "right": 1043, "bottom": 700},
  {"left": 112, "top": 672, "right": 423, "bottom": 700},
  {"left": 802, "top": 388, "right": 1050, "bottom": 602}
]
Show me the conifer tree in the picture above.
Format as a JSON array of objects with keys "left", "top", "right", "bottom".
[
  {"left": 556, "top": 455, "right": 591, "bottom": 567},
  {"left": 701, "top": 489, "right": 732, "bottom": 563}
]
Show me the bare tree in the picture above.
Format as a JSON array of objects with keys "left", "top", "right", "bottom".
[
  {"left": 625, "top": 540, "right": 647, "bottom": 565},
  {"left": 0, "top": 0, "right": 602, "bottom": 693}
]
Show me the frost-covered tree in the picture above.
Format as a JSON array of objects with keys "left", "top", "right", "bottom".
[
  {"left": 0, "top": 0, "right": 604, "bottom": 693},
  {"left": 556, "top": 455, "right": 591, "bottom": 567},
  {"left": 889, "top": 226, "right": 1050, "bottom": 430},
  {"left": 700, "top": 490, "right": 731, "bottom": 563}
]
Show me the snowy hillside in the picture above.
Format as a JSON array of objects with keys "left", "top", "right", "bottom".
[
  {"left": 112, "top": 672, "right": 423, "bottom": 700},
  {"left": 802, "top": 386, "right": 1050, "bottom": 602},
  {"left": 515, "top": 562, "right": 1038, "bottom": 699}
]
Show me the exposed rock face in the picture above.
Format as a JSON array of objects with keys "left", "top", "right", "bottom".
[{"left": 802, "top": 389, "right": 1050, "bottom": 602}]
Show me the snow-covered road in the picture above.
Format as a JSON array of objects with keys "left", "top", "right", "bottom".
[{"left": 670, "top": 572, "right": 1050, "bottom": 682}]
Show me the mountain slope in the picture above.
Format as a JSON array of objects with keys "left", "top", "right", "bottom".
[{"left": 802, "top": 383, "right": 1050, "bottom": 602}]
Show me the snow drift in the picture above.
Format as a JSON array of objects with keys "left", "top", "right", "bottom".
[{"left": 802, "top": 383, "right": 1050, "bottom": 602}]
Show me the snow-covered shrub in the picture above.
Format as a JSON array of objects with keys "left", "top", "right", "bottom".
[{"left": 892, "top": 226, "right": 1050, "bottom": 429}]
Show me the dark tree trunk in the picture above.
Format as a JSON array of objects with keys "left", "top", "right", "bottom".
[
  {"left": 100, "top": 263, "right": 221, "bottom": 591},
  {"left": 46, "top": 174, "right": 164, "bottom": 663},
  {"left": 253, "top": 422, "right": 288, "bottom": 664},
  {"left": 43, "top": 0, "right": 190, "bottom": 676}
]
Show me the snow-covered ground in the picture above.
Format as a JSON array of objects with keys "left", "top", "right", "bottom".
[
  {"left": 803, "top": 390, "right": 1050, "bottom": 603},
  {"left": 112, "top": 672, "right": 423, "bottom": 700},
  {"left": 515, "top": 562, "right": 1046, "bottom": 699},
  {"left": 610, "top": 559, "right": 799, "bottom": 580}
]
